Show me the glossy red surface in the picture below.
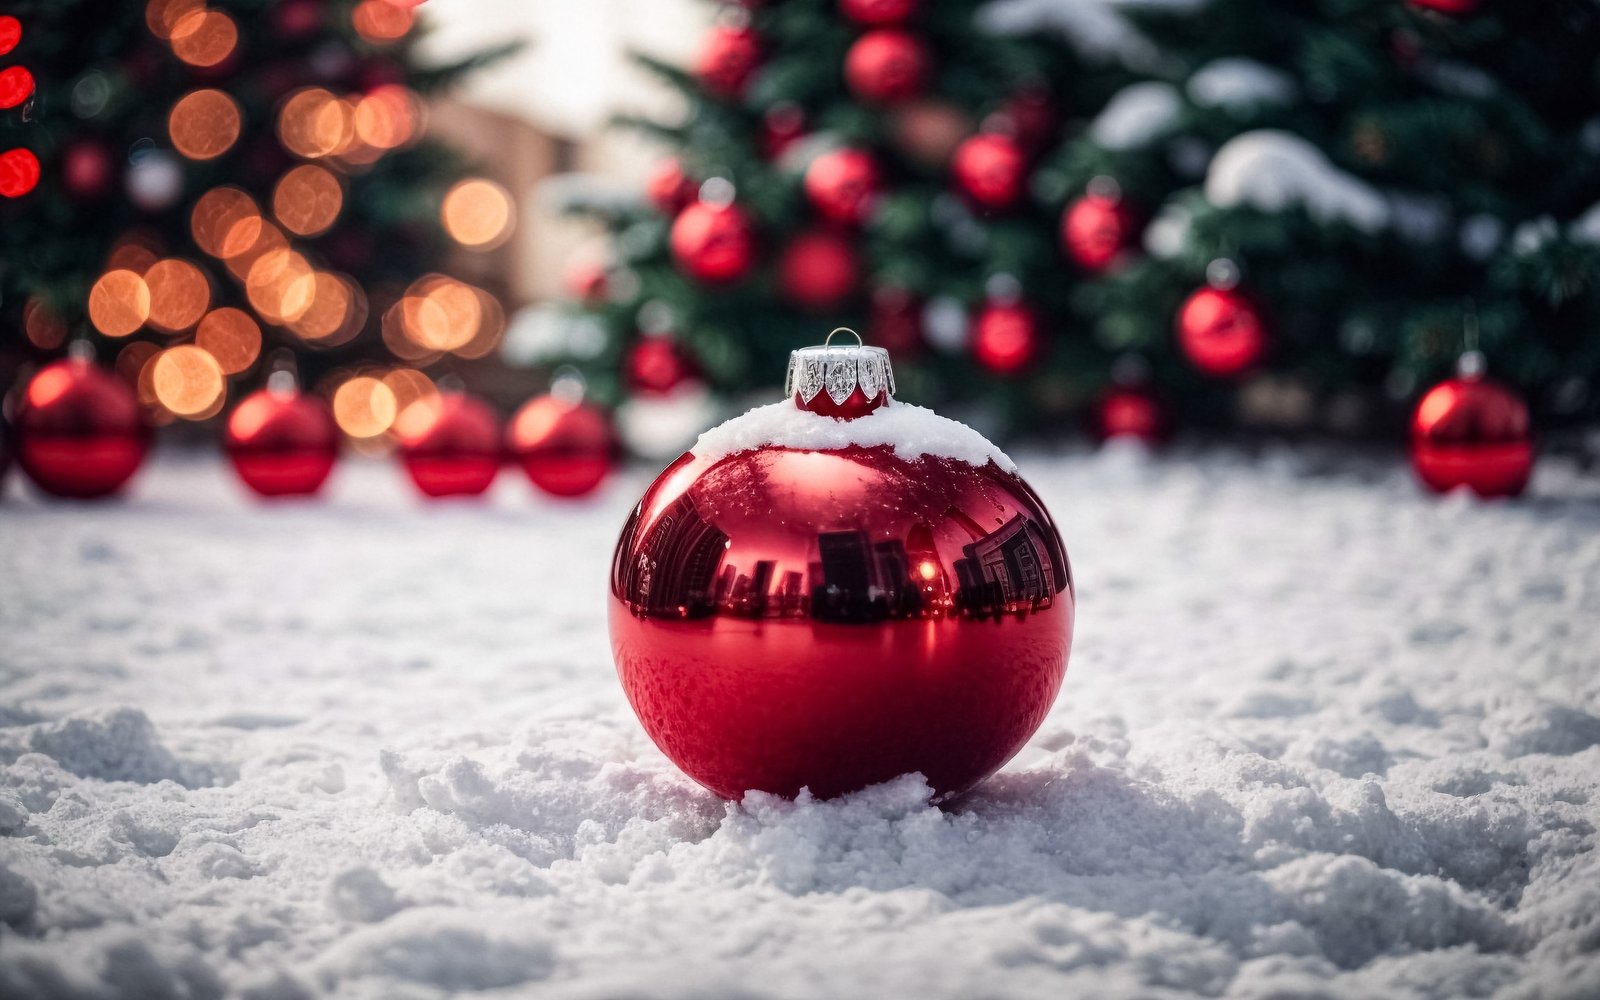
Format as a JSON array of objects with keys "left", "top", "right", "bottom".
[
  {"left": 843, "top": 29, "right": 929, "bottom": 105},
  {"left": 507, "top": 395, "right": 615, "bottom": 498},
  {"left": 609, "top": 443, "right": 1073, "bottom": 800},
  {"left": 670, "top": 202, "right": 756, "bottom": 284},
  {"left": 1091, "top": 385, "right": 1170, "bottom": 444},
  {"left": 778, "top": 230, "right": 859, "bottom": 310},
  {"left": 1410, "top": 376, "right": 1532, "bottom": 497},
  {"left": 694, "top": 26, "right": 760, "bottom": 100},
  {"left": 972, "top": 302, "right": 1040, "bottom": 375},
  {"left": 1175, "top": 286, "right": 1267, "bottom": 378},
  {"left": 14, "top": 358, "right": 149, "bottom": 499},
  {"left": 396, "top": 394, "right": 501, "bottom": 498},
  {"left": 951, "top": 134, "right": 1026, "bottom": 210},
  {"left": 1061, "top": 193, "right": 1138, "bottom": 272},
  {"left": 625, "top": 338, "right": 700, "bottom": 396},
  {"left": 224, "top": 388, "right": 338, "bottom": 497},
  {"left": 804, "top": 148, "right": 880, "bottom": 226}
]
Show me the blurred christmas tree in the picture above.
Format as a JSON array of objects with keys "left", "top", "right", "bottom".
[
  {"left": 0, "top": 0, "right": 517, "bottom": 431},
  {"left": 561, "top": 0, "right": 1600, "bottom": 442}
]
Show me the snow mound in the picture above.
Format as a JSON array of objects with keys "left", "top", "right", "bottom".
[
  {"left": 1204, "top": 129, "right": 1389, "bottom": 233},
  {"left": 1089, "top": 81, "right": 1182, "bottom": 150},
  {"left": 690, "top": 400, "right": 1017, "bottom": 472},
  {"left": 0, "top": 708, "right": 215, "bottom": 788},
  {"left": 1187, "top": 58, "right": 1297, "bottom": 111}
]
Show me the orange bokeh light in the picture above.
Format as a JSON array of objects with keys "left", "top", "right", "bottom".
[
  {"left": 381, "top": 367, "right": 438, "bottom": 417},
  {"left": 225, "top": 222, "right": 289, "bottom": 282},
  {"left": 273, "top": 164, "right": 344, "bottom": 237},
  {"left": 145, "top": 0, "right": 204, "bottom": 40},
  {"left": 332, "top": 375, "right": 398, "bottom": 438},
  {"left": 191, "top": 187, "right": 263, "bottom": 259},
  {"left": 454, "top": 287, "right": 507, "bottom": 360},
  {"left": 170, "top": 9, "right": 237, "bottom": 68},
  {"left": 441, "top": 179, "right": 514, "bottom": 250},
  {"left": 151, "top": 344, "right": 225, "bottom": 418},
  {"left": 143, "top": 258, "right": 211, "bottom": 333},
  {"left": 195, "top": 307, "right": 262, "bottom": 374},
  {"left": 246, "top": 248, "right": 317, "bottom": 325},
  {"left": 23, "top": 297, "right": 67, "bottom": 350},
  {"left": 287, "top": 272, "right": 353, "bottom": 341},
  {"left": 89, "top": 270, "right": 152, "bottom": 337},
  {"left": 352, "top": 0, "right": 413, "bottom": 43},
  {"left": 277, "top": 88, "right": 353, "bottom": 160},
  {"left": 353, "top": 85, "right": 419, "bottom": 150},
  {"left": 170, "top": 89, "right": 242, "bottom": 161},
  {"left": 400, "top": 275, "right": 482, "bottom": 352},
  {"left": 115, "top": 340, "right": 161, "bottom": 391}
]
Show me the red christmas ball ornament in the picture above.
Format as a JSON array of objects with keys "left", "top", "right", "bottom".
[
  {"left": 778, "top": 229, "right": 860, "bottom": 311},
  {"left": 1407, "top": 0, "right": 1478, "bottom": 15},
  {"left": 0, "top": 66, "right": 34, "bottom": 110},
  {"left": 972, "top": 301, "right": 1041, "bottom": 376},
  {"left": 670, "top": 202, "right": 757, "bottom": 284},
  {"left": 0, "top": 16, "right": 21, "bottom": 57},
  {"left": 840, "top": 0, "right": 918, "bottom": 25},
  {"left": 1062, "top": 191, "right": 1139, "bottom": 272},
  {"left": 62, "top": 141, "right": 115, "bottom": 199},
  {"left": 645, "top": 158, "right": 698, "bottom": 216},
  {"left": 695, "top": 26, "right": 760, "bottom": 100},
  {"left": 1090, "top": 384, "right": 1170, "bottom": 445},
  {"left": 804, "top": 148, "right": 880, "bottom": 226},
  {"left": 13, "top": 355, "right": 150, "bottom": 499},
  {"left": 609, "top": 335, "right": 1074, "bottom": 800},
  {"left": 951, "top": 133, "right": 1027, "bottom": 211},
  {"left": 1176, "top": 284, "right": 1268, "bottom": 378},
  {"left": 395, "top": 393, "right": 501, "bottom": 499},
  {"left": 626, "top": 337, "right": 701, "bottom": 396},
  {"left": 224, "top": 379, "right": 339, "bottom": 498},
  {"left": 507, "top": 394, "right": 615, "bottom": 498},
  {"left": 844, "top": 29, "right": 929, "bottom": 105},
  {"left": 0, "top": 148, "right": 40, "bottom": 198},
  {"left": 1410, "top": 357, "right": 1532, "bottom": 498}
]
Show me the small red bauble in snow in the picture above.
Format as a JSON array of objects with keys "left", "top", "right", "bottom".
[
  {"left": 867, "top": 286, "right": 924, "bottom": 355},
  {"left": 804, "top": 148, "right": 880, "bottom": 226},
  {"left": 671, "top": 202, "right": 757, "bottom": 284},
  {"left": 1176, "top": 286, "right": 1267, "bottom": 378},
  {"left": 1062, "top": 192, "right": 1139, "bottom": 272},
  {"left": 972, "top": 301, "right": 1041, "bottom": 376},
  {"left": 507, "top": 394, "right": 615, "bottom": 498},
  {"left": 844, "top": 29, "right": 929, "bottom": 105},
  {"left": 778, "top": 230, "right": 860, "bottom": 311},
  {"left": 695, "top": 26, "right": 760, "bottom": 100},
  {"left": 840, "top": 0, "right": 918, "bottom": 25},
  {"left": 224, "top": 381, "right": 339, "bottom": 498},
  {"left": 645, "top": 158, "right": 698, "bottom": 216},
  {"left": 951, "top": 133, "right": 1027, "bottom": 211},
  {"left": 626, "top": 337, "right": 701, "bottom": 396},
  {"left": 609, "top": 335, "right": 1074, "bottom": 800},
  {"left": 395, "top": 393, "right": 501, "bottom": 499},
  {"left": 13, "top": 355, "right": 150, "bottom": 499},
  {"left": 1407, "top": 0, "right": 1478, "bottom": 15},
  {"left": 1090, "top": 384, "right": 1170, "bottom": 445},
  {"left": 62, "top": 140, "right": 115, "bottom": 199},
  {"left": 1410, "top": 359, "right": 1532, "bottom": 498}
]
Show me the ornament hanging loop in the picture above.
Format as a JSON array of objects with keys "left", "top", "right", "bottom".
[{"left": 824, "top": 327, "right": 864, "bottom": 350}]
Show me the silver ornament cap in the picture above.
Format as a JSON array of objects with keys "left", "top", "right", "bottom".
[{"left": 785, "top": 328, "right": 896, "bottom": 414}]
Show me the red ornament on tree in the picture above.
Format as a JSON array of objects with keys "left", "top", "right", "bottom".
[
  {"left": 1062, "top": 190, "right": 1139, "bottom": 272},
  {"left": 645, "top": 158, "right": 698, "bottom": 216},
  {"left": 695, "top": 26, "right": 760, "bottom": 100},
  {"left": 0, "top": 148, "right": 40, "bottom": 198},
  {"left": 1176, "top": 282, "right": 1267, "bottom": 378},
  {"left": 1410, "top": 354, "right": 1532, "bottom": 498},
  {"left": 844, "top": 29, "right": 929, "bottom": 105},
  {"left": 867, "top": 286, "right": 924, "bottom": 355},
  {"left": 670, "top": 201, "right": 757, "bottom": 284},
  {"left": 951, "top": 134, "right": 1026, "bottom": 210},
  {"left": 395, "top": 393, "right": 501, "bottom": 499},
  {"left": 972, "top": 301, "right": 1041, "bottom": 375},
  {"left": 13, "top": 354, "right": 149, "bottom": 499},
  {"left": 778, "top": 230, "right": 860, "bottom": 311},
  {"left": 62, "top": 140, "right": 115, "bottom": 199},
  {"left": 609, "top": 333, "right": 1074, "bottom": 800},
  {"left": 0, "top": 16, "right": 20, "bottom": 56},
  {"left": 804, "top": 147, "right": 880, "bottom": 226},
  {"left": 840, "top": 0, "right": 918, "bottom": 26},
  {"left": 625, "top": 337, "right": 701, "bottom": 396},
  {"left": 1090, "top": 384, "right": 1170, "bottom": 445},
  {"left": 507, "top": 394, "right": 615, "bottom": 498},
  {"left": 0, "top": 66, "right": 34, "bottom": 110},
  {"left": 224, "top": 376, "right": 339, "bottom": 498}
]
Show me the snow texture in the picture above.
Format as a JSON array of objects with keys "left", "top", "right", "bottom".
[
  {"left": 1089, "top": 81, "right": 1182, "bottom": 151},
  {"left": 690, "top": 399, "right": 1018, "bottom": 472},
  {"left": 1186, "top": 59, "right": 1297, "bottom": 112},
  {"left": 1205, "top": 129, "right": 1390, "bottom": 233},
  {"left": 2, "top": 449, "right": 1599, "bottom": 999},
  {"left": 976, "top": 0, "right": 1204, "bottom": 69}
]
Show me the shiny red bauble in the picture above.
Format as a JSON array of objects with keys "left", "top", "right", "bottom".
[
  {"left": 1176, "top": 286, "right": 1267, "bottom": 378},
  {"left": 507, "top": 395, "right": 615, "bottom": 498},
  {"left": 394, "top": 393, "right": 501, "bottom": 499},
  {"left": 645, "top": 158, "right": 698, "bottom": 216},
  {"left": 224, "top": 387, "right": 339, "bottom": 497},
  {"left": 62, "top": 141, "right": 115, "bottom": 200},
  {"left": 778, "top": 230, "right": 860, "bottom": 311},
  {"left": 13, "top": 357, "right": 149, "bottom": 499},
  {"left": 840, "top": 0, "right": 918, "bottom": 25},
  {"left": 626, "top": 337, "right": 701, "bottom": 395},
  {"left": 844, "top": 29, "right": 929, "bottom": 105},
  {"left": 609, "top": 342, "right": 1073, "bottom": 800},
  {"left": 804, "top": 148, "right": 880, "bottom": 226},
  {"left": 670, "top": 202, "right": 757, "bottom": 284},
  {"left": 0, "top": 148, "right": 40, "bottom": 198},
  {"left": 951, "top": 134, "right": 1027, "bottom": 211},
  {"left": 695, "top": 26, "right": 760, "bottom": 99},
  {"left": 972, "top": 301, "right": 1041, "bottom": 375},
  {"left": 1062, "top": 193, "right": 1139, "bottom": 271},
  {"left": 1410, "top": 374, "right": 1532, "bottom": 498},
  {"left": 1090, "top": 385, "right": 1170, "bottom": 445}
]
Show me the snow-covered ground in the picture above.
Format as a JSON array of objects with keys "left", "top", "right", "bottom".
[{"left": 2, "top": 447, "right": 1598, "bottom": 999}]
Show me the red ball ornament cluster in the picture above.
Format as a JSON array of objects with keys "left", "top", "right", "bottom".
[
  {"left": 1410, "top": 355, "right": 1533, "bottom": 498},
  {"left": 608, "top": 332, "right": 1074, "bottom": 800},
  {"left": 12, "top": 355, "right": 149, "bottom": 499}
]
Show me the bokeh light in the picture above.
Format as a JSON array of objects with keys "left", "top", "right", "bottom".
[
  {"left": 0, "top": 16, "right": 21, "bottom": 57},
  {"left": 23, "top": 297, "right": 68, "bottom": 350},
  {"left": 441, "top": 178, "right": 514, "bottom": 250},
  {"left": 277, "top": 88, "right": 353, "bottom": 160},
  {"left": 0, "top": 147, "right": 40, "bottom": 198},
  {"left": 224, "top": 222, "right": 289, "bottom": 282},
  {"left": 273, "top": 165, "right": 344, "bottom": 237},
  {"left": 400, "top": 275, "right": 482, "bottom": 352},
  {"left": 381, "top": 367, "right": 438, "bottom": 417},
  {"left": 352, "top": 1, "right": 413, "bottom": 43},
  {"left": 454, "top": 287, "right": 508, "bottom": 360},
  {"left": 353, "top": 85, "right": 419, "bottom": 151},
  {"left": 115, "top": 339, "right": 161, "bottom": 390},
  {"left": 286, "top": 271, "right": 353, "bottom": 342},
  {"left": 195, "top": 307, "right": 261, "bottom": 374},
  {"left": 152, "top": 344, "right": 225, "bottom": 418},
  {"left": 381, "top": 300, "right": 440, "bottom": 363},
  {"left": 332, "top": 374, "right": 398, "bottom": 438},
  {"left": 105, "top": 236, "right": 161, "bottom": 275},
  {"left": 145, "top": 0, "right": 204, "bottom": 40},
  {"left": 169, "top": 89, "right": 242, "bottom": 161},
  {"left": 246, "top": 248, "right": 316, "bottom": 325},
  {"left": 170, "top": 9, "right": 237, "bottom": 68},
  {"left": 143, "top": 258, "right": 211, "bottom": 333},
  {"left": 0, "top": 66, "right": 35, "bottom": 110},
  {"left": 89, "top": 270, "right": 153, "bottom": 337},
  {"left": 191, "top": 187, "right": 263, "bottom": 259}
]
